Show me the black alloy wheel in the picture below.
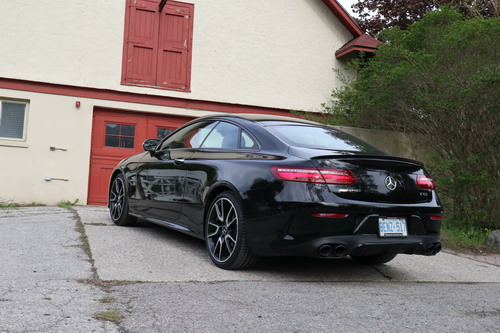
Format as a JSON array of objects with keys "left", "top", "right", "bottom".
[
  {"left": 205, "top": 191, "right": 258, "bottom": 270},
  {"left": 109, "top": 174, "right": 137, "bottom": 226}
]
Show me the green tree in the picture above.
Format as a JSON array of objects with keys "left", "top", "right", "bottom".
[
  {"left": 352, "top": 0, "right": 499, "bottom": 35},
  {"left": 329, "top": 8, "right": 500, "bottom": 228}
]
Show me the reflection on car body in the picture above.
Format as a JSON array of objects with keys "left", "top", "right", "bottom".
[{"left": 108, "top": 114, "right": 443, "bottom": 270}]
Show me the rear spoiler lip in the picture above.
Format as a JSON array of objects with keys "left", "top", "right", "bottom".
[
  {"left": 287, "top": 147, "right": 424, "bottom": 168},
  {"left": 310, "top": 154, "right": 424, "bottom": 168}
]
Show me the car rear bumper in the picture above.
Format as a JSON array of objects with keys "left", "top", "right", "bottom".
[
  {"left": 243, "top": 191, "right": 443, "bottom": 259},
  {"left": 244, "top": 203, "right": 442, "bottom": 258},
  {"left": 264, "top": 234, "right": 441, "bottom": 258}
]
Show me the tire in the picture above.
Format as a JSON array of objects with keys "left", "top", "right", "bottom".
[
  {"left": 350, "top": 253, "right": 397, "bottom": 265},
  {"left": 205, "top": 191, "right": 258, "bottom": 270},
  {"left": 109, "top": 174, "right": 137, "bottom": 226}
]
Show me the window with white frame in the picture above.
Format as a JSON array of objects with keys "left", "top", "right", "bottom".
[{"left": 0, "top": 100, "right": 28, "bottom": 140}]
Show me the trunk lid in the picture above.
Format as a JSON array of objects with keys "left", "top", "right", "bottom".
[{"left": 290, "top": 148, "right": 432, "bottom": 204}]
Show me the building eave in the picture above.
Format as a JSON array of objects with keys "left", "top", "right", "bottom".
[
  {"left": 335, "top": 34, "right": 382, "bottom": 59},
  {"left": 321, "top": 0, "right": 363, "bottom": 37}
]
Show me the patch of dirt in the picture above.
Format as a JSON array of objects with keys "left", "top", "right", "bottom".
[{"left": 444, "top": 249, "right": 500, "bottom": 267}]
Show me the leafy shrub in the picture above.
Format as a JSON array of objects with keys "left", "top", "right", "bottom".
[{"left": 325, "top": 8, "right": 500, "bottom": 228}]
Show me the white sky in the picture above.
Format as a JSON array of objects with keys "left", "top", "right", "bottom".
[{"left": 337, "top": 0, "right": 357, "bottom": 16}]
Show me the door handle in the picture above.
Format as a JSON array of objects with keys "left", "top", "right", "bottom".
[{"left": 174, "top": 158, "right": 185, "bottom": 165}]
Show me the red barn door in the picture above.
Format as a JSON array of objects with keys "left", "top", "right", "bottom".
[{"left": 88, "top": 109, "right": 190, "bottom": 205}]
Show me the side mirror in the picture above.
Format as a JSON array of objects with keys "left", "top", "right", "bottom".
[{"left": 142, "top": 139, "right": 160, "bottom": 153}]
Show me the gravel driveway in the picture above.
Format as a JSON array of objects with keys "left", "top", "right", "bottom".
[{"left": 1, "top": 206, "right": 499, "bottom": 333}]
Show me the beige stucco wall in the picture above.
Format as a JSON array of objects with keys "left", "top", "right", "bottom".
[
  {"left": 0, "top": 87, "right": 434, "bottom": 205},
  {"left": 337, "top": 126, "right": 435, "bottom": 166},
  {"left": 0, "top": 0, "right": 359, "bottom": 204},
  {"left": 0, "top": 0, "right": 353, "bottom": 112},
  {"left": 0, "top": 89, "right": 215, "bottom": 205}
]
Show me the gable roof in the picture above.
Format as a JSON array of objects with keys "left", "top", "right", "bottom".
[
  {"left": 320, "top": 1, "right": 381, "bottom": 59},
  {"left": 321, "top": 0, "right": 363, "bottom": 37},
  {"left": 335, "top": 33, "right": 382, "bottom": 58}
]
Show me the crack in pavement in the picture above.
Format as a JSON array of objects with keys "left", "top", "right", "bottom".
[
  {"left": 370, "top": 265, "right": 393, "bottom": 280},
  {"left": 74, "top": 205, "right": 500, "bottom": 332},
  {"left": 0, "top": 206, "right": 120, "bottom": 333}
]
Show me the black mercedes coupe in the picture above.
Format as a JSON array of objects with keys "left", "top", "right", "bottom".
[{"left": 108, "top": 114, "right": 443, "bottom": 269}]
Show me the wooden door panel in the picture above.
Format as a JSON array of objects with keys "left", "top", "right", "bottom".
[
  {"left": 147, "top": 115, "right": 187, "bottom": 140},
  {"left": 88, "top": 109, "right": 191, "bottom": 206},
  {"left": 88, "top": 160, "right": 116, "bottom": 205},
  {"left": 91, "top": 112, "right": 147, "bottom": 157}
]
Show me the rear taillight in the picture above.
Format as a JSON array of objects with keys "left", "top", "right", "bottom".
[
  {"left": 430, "top": 215, "right": 444, "bottom": 220},
  {"left": 416, "top": 175, "right": 436, "bottom": 190},
  {"left": 320, "top": 169, "right": 357, "bottom": 185},
  {"left": 270, "top": 167, "right": 323, "bottom": 183},
  {"left": 271, "top": 167, "right": 357, "bottom": 185},
  {"left": 312, "top": 213, "right": 349, "bottom": 218}
]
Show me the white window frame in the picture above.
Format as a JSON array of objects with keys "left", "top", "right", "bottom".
[{"left": 0, "top": 98, "right": 29, "bottom": 148}]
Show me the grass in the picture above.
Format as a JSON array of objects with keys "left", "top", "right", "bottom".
[
  {"left": 0, "top": 202, "right": 19, "bottom": 209},
  {"left": 441, "top": 222, "right": 499, "bottom": 253},
  {"left": 94, "top": 310, "right": 122, "bottom": 324},
  {"left": 0, "top": 201, "right": 45, "bottom": 209},
  {"left": 99, "top": 297, "right": 116, "bottom": 304},
  {"left": 73, "top": 212, "right": 98, "bottom": 280},
  {"left": 22, "top": 202, "right": 45, "bottom": 207},
  {"left": 1, "top": 199, "right": 79, "bottom": 209},
  {"left": 57, "top": 199, "right": 79, "bottom": 209}
]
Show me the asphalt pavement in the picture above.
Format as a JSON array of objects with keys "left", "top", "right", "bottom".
[
  {"left": 0, "top": 207, "right": 118, "bottom": 333},
  {"left": 1, "top": 206, "right": 499, "bottom": 333}
]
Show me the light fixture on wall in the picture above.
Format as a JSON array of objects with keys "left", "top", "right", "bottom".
[
  {"left": 75, "top": 101, "right": 81, "bottom": 108},
  {"left": 50, "top": 146, "right": 67, "bottom": 151},
  {"left": 44, "top": 177, "right": 69, "bottom": 182}
]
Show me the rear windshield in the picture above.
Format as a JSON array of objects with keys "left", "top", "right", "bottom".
[{"left": 263, "top": 123, "right": 382, "bottom": 153}]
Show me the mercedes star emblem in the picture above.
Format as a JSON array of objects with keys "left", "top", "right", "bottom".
[{"left": 385, "top": 176, "right": 397, "bottom": 191}]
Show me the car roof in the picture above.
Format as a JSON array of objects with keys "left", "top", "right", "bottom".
[{"left": 199, "top": 113, "right": 320, "bottom": 125}]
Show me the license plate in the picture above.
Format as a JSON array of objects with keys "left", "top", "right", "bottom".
[{"left": 379, "top": 217, "right": 407, "bottom": 237}]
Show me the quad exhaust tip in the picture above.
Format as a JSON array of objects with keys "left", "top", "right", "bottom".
[
  {"left": 318, "top": 244, "right": 348, "bottom": 257},
  {"left": 427, "top": 242, "right": 442, "bottom": 256},
  {"left": 334, "top": 245, "right": 347, "bottom": 257},
  {"left": 318, "top": 245, "right": 333, "bottom": 257}
]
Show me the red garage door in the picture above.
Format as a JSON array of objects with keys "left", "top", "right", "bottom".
[{"left": 88, "top": 109, "right": 190, "bottom": 205}]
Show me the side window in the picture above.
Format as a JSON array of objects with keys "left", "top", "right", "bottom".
[
  {"left": 241, "top": 131, "right": 257, "bottom": 149},
  {"left": 201, "top": 122, "right": 240, "bottom": 149},
  {"left": 159, "top": 121, "right": 217, "bottom": 150},
  {"left": 200, "top": 122, "right": 258, "bottom": 150},
  {"left": 0, "top": 100, "right": 28, "bottom": 140}
]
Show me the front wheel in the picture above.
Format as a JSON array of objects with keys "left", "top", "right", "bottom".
[
  {"left": 205, "top": 191, "right": 258, "bottom": 270},
  {"left": 109, "top": 174, "right": 137, "bottom": 226},
  {"left": 350, "top": 252, "right": 397, "bottom": 265}
]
